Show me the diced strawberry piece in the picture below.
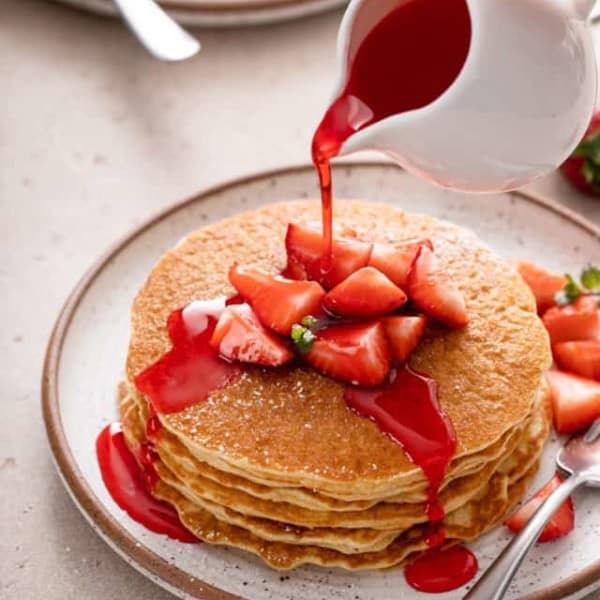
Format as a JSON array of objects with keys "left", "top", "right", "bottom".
[
  {"left": 285, "top": 223, "right": 372, "bottom": 289},
  {"left": 229, "top": 265, "right": 325, "bottom": 335},
  {"left": 546, "top": 370, "right": 600, "bottom": 433},
  {"left": 369, "top": 238, "right": 433, "bottom": 289},
  {"left": 542, "top": 295, "right": 600, "bottom": 345},
  {"left": 281, "top": 260, "right": 308, "bottom": 281},
  {"left": 515, "top": 261, "right": 567, "bottom": 315},
  {"left": 210, "top": 304, "right": 293, "bottom": 367},
  {"left": 506, "top": 473, "right": 574, "bottom": 543},
  {"left": 406, "top": 246, "right": 468, "bottom": 328},
  {"left": 323, "top": 267, "right": 407, "bottom": 318},
  {"left": 305, "top": 321, "right": 391, "bottom": 387},
  {"left": 554, "top": 340, "right": 600, "bottom": 381},
  {"left": 383, "top": 316, "right": 427, "bottom": 363}
]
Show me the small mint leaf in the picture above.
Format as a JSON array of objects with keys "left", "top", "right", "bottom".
[
  {"left": 556, "top": 274, "right": 582, "bottom": 305},
  {"left": 301, "top": 315, "right": 319, "bottom": 329},
  {"left": 290, "top": 324, "right": 316, "bottom": 353},
  {"left": 576, "top": 130, "right": 600, "bottom": 164},
  {"left": 291, "top": 324, "right": 306, "bottom": 342},
  {"left": 581, "top": 266, "right": 600, "bottom": 291},
  {"left": 297, "top": 330, "right": 316, "bottom": 354}
]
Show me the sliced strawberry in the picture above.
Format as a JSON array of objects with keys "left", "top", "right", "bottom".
[
  {"left": 542, "top": 295, "right": 600, "bottom": 345},
  {"left": 210, "top": 304, "right": 293, "bottom": 367},
  {"left": 554, "top": 340, "right": 600, "bottom": 381},
  {"left": 383, "top": 316, "right": 427, "bottom": 363},
  {"left": 369, "top": 238, "right": 433, "bottom": 289},
  {"left": 281, "top": 260, "right": 308, "bottom": 281},
  {"left": 323, "top": 267, "right": 407, "bottom": 318},
  {"left": 406, "top": 246, "right": 468, "bottom": 328},
  {"left": 546, "top": 370, "right": 600, "bottom": 433},
  {"left": 285, "top": 223, "right": 372, "bottom": 289},
  {"left": 506, "top": 473, "right": 574, "bottom": 543},
  {"left": 515, "top": 260, "right": 568, "bottom": 314},
  {"left": 305, "top": 321, "right": 391, "bottom": 387},
  {"left": 229, "top": 265, "right": 325, "bottom": 335}
]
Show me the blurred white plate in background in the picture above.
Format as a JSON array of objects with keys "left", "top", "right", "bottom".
[{"left": 50, "top": 0, "right": 348, "bottom": 26}]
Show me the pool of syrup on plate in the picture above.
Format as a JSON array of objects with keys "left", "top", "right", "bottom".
[{"left": 96, "top": 422, "right": 198, "bottom": 543}]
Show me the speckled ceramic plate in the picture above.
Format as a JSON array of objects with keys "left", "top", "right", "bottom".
[
  {"left": 43, "top": 162, "right": 600, "bottom": 600},
  {"left": 50, "top": 0, "right": 347, "bottom": 27}
]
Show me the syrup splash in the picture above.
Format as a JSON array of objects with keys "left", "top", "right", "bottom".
[
  {"left": 312, "top": 0, "right": 471, "bottom": 268},
  {"left": 344, "top": 366, "right": 457, "bottom": 516},
  {"left": 96, "top": 423, "right": 198, "bottom": 543},
  {"left": 134, "top": 305, "right": 241, "bottom": 414}
]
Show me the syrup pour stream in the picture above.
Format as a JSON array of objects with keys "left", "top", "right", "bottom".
[
  {"left": 312, "top": 0, "right": 471, "bottom": 277},
  {"left": 311, "top": 0, "right": 475, "bottom": 589}
]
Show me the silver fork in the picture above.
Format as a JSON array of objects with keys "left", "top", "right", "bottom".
[
  {"left": 113, "top": 0, "right": 201, "bottom": 61},
  {"left": 465, "top": 418, "right": 600, "bottom": 600}
]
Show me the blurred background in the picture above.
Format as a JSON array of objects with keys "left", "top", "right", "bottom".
[{"left": 2, "top": 1, "right": 600, "bottom": 598}]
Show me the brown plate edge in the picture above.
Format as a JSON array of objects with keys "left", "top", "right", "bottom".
[{"left": 41, "top": 161, "right": 600, "bottom": 600}]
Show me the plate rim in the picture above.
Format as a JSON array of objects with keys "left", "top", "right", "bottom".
[
  {"left": 41, "top": 161, "right": 600, "bottom": 600},
  {"left": 50, "top": 0, "right": 348, "bottom": 26}
]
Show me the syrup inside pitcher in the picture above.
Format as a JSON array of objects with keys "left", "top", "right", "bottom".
[
  {"left": 312, "top": 0, "right": 471, "bottom": 165},
  {"left": 312, "top": 0, "right": 471, "bottom": 262},
  {"left": 312, "top": 0, "right": 597, "bottom": 260}
]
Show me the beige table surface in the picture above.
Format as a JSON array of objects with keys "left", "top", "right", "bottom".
[{"left": 1, "top": 1, "right": 600, "bottom": 598}]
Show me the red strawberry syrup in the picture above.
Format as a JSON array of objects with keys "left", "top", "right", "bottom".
[
  {"left": 345, "top": 367, "right": 478, "bottom": 591},
  {"left": 96, "top": 300, "right": 243, "bottom": 542},
  {"left": 134, "top": 304, "right": 241, "bottom": 415},
  {"left": 405, "top": 545, "right": 479, "bottom": 593},
  {"left": 312, "top": 0, "right": 471, "bottom": 270},
  {"left": 96, "top": 423, "right": 198, "bottom": 542}
]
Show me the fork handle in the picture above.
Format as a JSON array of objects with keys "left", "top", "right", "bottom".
[{"left": 463, "top": 472, "right": 586, "bottom": 600}]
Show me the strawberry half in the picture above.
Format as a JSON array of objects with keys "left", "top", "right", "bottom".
[
  {"left": 285, "top": 223, "right": 372, "bottom": 289},
  {"left": 546, "top": 370, "right": 600, "bottom": 433},
  {"left": 323, "top": 267, "right": 407, "bottom": 318},
  {"left": 506, "top": 473, "right": 574, "bottom": 543},
  {"left": 407, "top": 246, "right": 468, "bottom": 328},
  {"left": 305, "top": 321, "right": 391, "bottom": 387},
  {"left": 542, "top": 295, "right": 600, "bottom": 345},
  {"left": 229, "top": 265, "right": 325, "bottom": 335},
  {"left": 383, "top": 316, "right": 427, "bottom": 363},
  {"left": 554, "top": 340, "right": 600, "bottom": 381},
  {"left": 515, "top": 260, "right": 567, "bottom": 315},
  {"left": 210, "top": 304, "right": 293, "bottom": 367},
  {"left": 369, "top": 238, "right": 433, "bottom": 289}
]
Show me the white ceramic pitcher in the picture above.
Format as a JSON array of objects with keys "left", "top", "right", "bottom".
[{"left": 332, "top": 0, "right": 598, "bottom": 192}]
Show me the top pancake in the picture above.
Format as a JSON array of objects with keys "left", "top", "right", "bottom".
[{"left": 126, "top": 200, "right": 551, "bottom": 496}]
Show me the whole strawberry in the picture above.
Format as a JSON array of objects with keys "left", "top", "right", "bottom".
[{"left": 560, "top": 112, "right": 600, "bottom": 196}]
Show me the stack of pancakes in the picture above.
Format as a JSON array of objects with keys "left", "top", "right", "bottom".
[{"left": 120, "top": 200, "right": 552, "bottom": 570}]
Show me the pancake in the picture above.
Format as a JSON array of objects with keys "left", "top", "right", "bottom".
[
  {"left": 155, "top": 457, "right": 541, "bottom": 571},
  {"left": 119, "top": 381, "right": 550, "bottom": 556},
  {"left": 119, "top": 385, "right": 549, "bottom": 565},
  {"left": 124, "top": 383, "right": 547, "bottom": 529},
  {"left": 121, "top": 200, "right": 552, "bottom": 569}
]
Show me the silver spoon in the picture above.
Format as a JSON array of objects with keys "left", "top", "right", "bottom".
[
  {"left": 464, "top": 417, "right": 600, "bottom": 600},
  {"left": 113, "top": 0, "right": 200, "bottom": 62}
]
